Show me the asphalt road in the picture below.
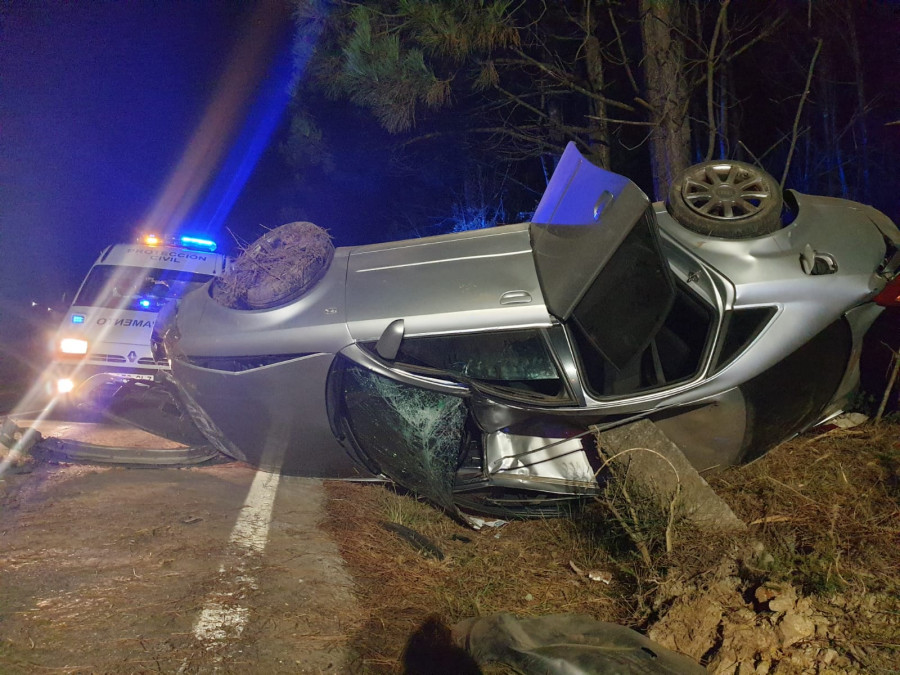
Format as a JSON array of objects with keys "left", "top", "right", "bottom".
[{"left": 0, "top": 439, "right": 362, "bottom": 672}]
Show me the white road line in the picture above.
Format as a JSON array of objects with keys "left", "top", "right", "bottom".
[
  {"left": 228, "top": 468, "right": 282, "bottom": 553},
  {"left": 192, "top": 467, "right": 282, "bottom": 647}
]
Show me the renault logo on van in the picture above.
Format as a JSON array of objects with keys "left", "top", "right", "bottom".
[{"left": 127, "top": 351, "right": 137, "bottom": 363}]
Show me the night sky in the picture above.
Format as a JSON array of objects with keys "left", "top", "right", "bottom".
[
  {"left": 1, "top": 0, "right": 298, "bottom": 323},
  {"left": 4, "top": 0, "right": 899, "bottom": 341}
]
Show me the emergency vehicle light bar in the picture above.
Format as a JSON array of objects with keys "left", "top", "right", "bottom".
[
  {"left": 139, "top": 234, "right": 218, "bottom": 252},
  {"left": 179, "top": 236, "right": 217, "bottom": 252}
]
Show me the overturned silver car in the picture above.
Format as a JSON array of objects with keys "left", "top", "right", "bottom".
[{"left": 158, "top": 144, "right": 900, "bottom": 517}]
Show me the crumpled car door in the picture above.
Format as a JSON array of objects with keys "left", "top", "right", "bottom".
[{"left": 530, "top": 142, "right": 676, "bottom": 369}]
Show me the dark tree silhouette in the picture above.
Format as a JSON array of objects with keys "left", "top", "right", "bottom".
[{"left": 286, "top": 0, "right": 900, "bottom": 223}]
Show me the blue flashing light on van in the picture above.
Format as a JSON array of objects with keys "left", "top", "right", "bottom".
[
  {"left": 48, "top": 235, "right": 228, "bottom": 400},
  {"left": 140, "top": 233, "right": 218, "bottom": 253},
  {"left": 179, "top": 236, "right": 217, "bottom": 252}
]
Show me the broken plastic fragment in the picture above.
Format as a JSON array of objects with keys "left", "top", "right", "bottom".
[{"left": 463, "top": 515, "right": 508, "bottom": 530}]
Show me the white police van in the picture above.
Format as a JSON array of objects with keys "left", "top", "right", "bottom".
[{"left": 50, "top": 234, "right": 227, "bottom": 401}]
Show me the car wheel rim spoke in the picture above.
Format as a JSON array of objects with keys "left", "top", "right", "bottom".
[
  {"left": 736, "top": 198, "right": 760, "bottom": 215},
  {"left": 682, "top": 163, "right": 772, "bottom": 222},
  {"left": 738, "top": 177, "right": 765, "bottom": 191},
  {"left": 685, "top": 194, "right": 712, "bottom": 206},
  {"left": 741, "top": 190, "right": 769, "bottom": 200},
  {"left": 685, "top": 178, "right": 713, "bottom": 195},
  {"left": 723, "top": 164, "right": 738, "bottom": 186}
]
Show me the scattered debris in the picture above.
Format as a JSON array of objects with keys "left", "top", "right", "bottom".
[
  {"left": 464, "top": 516, "right": 508, "bottom": 530},
  {"left": 569, "top": 560, "right": 613, "bottom": 585},
  {"left": 1, "top": 419, "right": 41, "bottom": 454},
  {"left": 824, "top": 412, "right": 869, "bottom": 429},
  {"left": 380, "top": 521, "right": 445, "bottom": 560},
  {"left": 454, "top": 613, "right": 706, "bottom": 674},
  {"left": 0, "top": 419, "right": 41, "bottom": 473}
]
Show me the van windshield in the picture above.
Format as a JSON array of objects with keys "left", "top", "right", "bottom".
[{"left": 74, "top": 265, "right": 214, "bottom": 312}]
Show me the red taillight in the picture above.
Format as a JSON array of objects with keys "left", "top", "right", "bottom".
[{"left": 874, "top": 276, "right": 900, "bottom": 307}]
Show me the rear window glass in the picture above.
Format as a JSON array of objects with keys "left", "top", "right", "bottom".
[
  {"left": 74, "top": 265, "right": 213, "bottom": 312},
  {"left": 713, "top": 307, "right": 777, "bottom": 373}
]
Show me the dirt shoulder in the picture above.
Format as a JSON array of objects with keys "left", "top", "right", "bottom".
[
  {"left": 0, "top": 460, "right": 360, "bottom": 674},
  {"left": 321, "top": 421, "right": 900, "bottom": 674}
]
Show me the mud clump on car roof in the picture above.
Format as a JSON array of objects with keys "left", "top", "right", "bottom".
[{"left": 212, "top": 221, "right": 334, "bottom": 310}]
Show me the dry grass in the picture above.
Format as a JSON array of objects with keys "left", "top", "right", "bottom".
[
  {"left": 710, "top": 420, "right": 900, "bottom": 596},
  {"left": 320, "top": 483, "right": 626, "bottom": 673},
  {"left": 322, "top": 420, "right": 900, "bottom": 672}
]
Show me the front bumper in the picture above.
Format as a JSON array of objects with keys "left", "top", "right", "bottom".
[{"left": 47, "top": 361, "right": 163, "bottom": 401}]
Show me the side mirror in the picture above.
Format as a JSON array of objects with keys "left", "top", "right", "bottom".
[{"left": 375, "top": 319, "right": 405, "bottom": 361}]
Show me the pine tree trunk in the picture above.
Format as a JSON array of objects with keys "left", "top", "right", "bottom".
[
  {"left": 640, "top": 0, "right": 691, "bottom": 200},
  {"left": 584, "top": 34, "right": 611, "bottom": 168}
]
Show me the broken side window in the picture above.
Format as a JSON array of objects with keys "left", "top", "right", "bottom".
[{"left": 390, "top": 329, "right": 568, "bottom": 402}]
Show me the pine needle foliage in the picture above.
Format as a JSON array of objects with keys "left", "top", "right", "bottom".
[{"left": 317, "top": 0, "right": 520, "bottom": 133}]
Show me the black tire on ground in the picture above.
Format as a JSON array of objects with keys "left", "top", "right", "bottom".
[{"left": 666, "top": 160, "right": 783, "bottom": 238}]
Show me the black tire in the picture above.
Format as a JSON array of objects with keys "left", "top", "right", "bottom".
[
  {"left": 667, "top": 160, "right": 783, "bottom": 238},
  {"left": 211, "top": 221, "right": 334, "bottom": 310}
]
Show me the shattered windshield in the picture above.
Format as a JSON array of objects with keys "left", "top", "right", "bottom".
[
  {"left": 74, "top": 265, "right": 214, "bottom": 313},
  {"left": 340, "top": 360, "right": 467, "bottom": 514}
]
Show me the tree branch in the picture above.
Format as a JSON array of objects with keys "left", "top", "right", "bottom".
[
  {"left": 587, "top": 115, "right": 659, "bottom": 127},
  {"left": 724, "top": 12, "right": 788, "bottom": 64},
  {"left": 687, "top": 12, "right": 788, "bottom": 92},
  {"left": 607, "top": 5, "right": 641, "bottom": 96},
  {"left": 781, "top": 38, "right": 823, "bottom": 187},
  {"left": 496, "top": 85, "right": 559, "bottom": 127},
  {"left": 511, "top": 47, "right": 638, "bottom": 112},
  {"left": 705, "top": 0, "right": 730, "bottom": 160}
]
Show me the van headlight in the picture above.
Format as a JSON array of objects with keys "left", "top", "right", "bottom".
[{"left": 60, "top": 338, "right": 89, "bottom": 355}]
